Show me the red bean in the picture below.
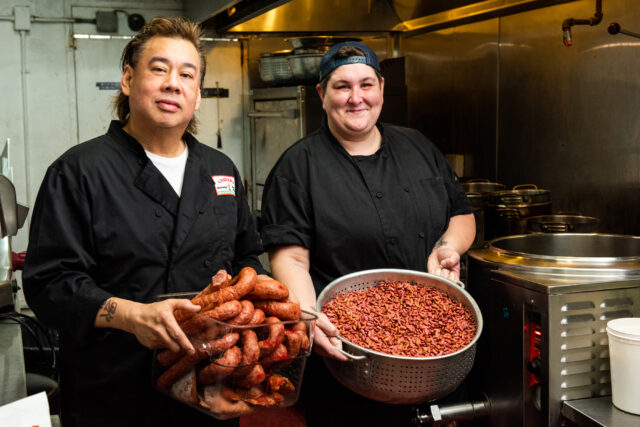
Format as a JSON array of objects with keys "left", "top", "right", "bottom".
[{"left": 322, "top": 281, "right": 476, "bottom": 357}]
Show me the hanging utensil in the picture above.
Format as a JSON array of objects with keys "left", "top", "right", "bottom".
[{"left": 216, "top": 81, "right": 222, "bottom": 149}]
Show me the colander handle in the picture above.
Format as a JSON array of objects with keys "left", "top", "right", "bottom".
[
  {"left": 334, "top": 335, "right": 368, "bottom": 360},
  {"left": 455, "top": 280, "right": 466, "bottom": 289}
]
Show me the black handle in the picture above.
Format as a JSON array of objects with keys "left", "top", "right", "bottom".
[
  {"left": 527, "top": 357, "right": 542, "bottom": 377},
  {"left": 608, "top": 22, "right": 621, "bottom": 34}
]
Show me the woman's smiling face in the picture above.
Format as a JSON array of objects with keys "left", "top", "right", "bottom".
[{"left": 317, "top": 63, "right": 384, "bottom": 142}]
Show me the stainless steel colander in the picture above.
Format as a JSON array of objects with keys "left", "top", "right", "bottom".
[{"left": 316, "top": 269, "right": 483, "bottom": 405}]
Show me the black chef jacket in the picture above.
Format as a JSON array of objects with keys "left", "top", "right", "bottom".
[
  {"left": 261, "top": 119, "right": 472, "bottom": 294},
  {"left": 23, "top": 121, "right": 265, "bottom": 426}
]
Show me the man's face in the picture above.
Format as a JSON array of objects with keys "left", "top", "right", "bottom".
[
  {"left": 121, "top": 36, "right": 202, "bottom": 133},
  {"left": 316, "top": 63, "right": 384, "bottom": 141}
]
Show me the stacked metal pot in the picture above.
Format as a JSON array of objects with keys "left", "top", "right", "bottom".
[
  {"left": 258, "top": 50, "right": 295, "bottom": 85},
  {"left": 258, "top": 37, "right": 361, "bottom": 86},
  {"left": 461, "top": 179, "right": 505, "bottom": 246},
  {"left": 525, "top": 213, "right": 599, "bottom": 233},
  {"left": 463, "top": 180, "right": 601, "bottom": 243},
  {"left": 483, "top": 184, "right": 552, "bottom": 240}
]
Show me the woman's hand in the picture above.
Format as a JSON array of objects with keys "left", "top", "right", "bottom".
[
  {"left": 267, "top": 245, "right": 348, "bottom": 361},
  {"left": 427, "top": 214, "right": 476, "bottom": 282},
  {"left": 427, "top": 245, "right": 461, "bottom": 281},
  {"left": 312, "top": 310, "right": 349, "bottom": 361}
]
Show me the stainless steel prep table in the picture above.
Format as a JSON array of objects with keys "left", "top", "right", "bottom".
[
  {"left": 563, "top": 397, "right": 640, "bottom": 427},
  {"left": 0, "top": 319, "right": 26, "bottom": 405}
]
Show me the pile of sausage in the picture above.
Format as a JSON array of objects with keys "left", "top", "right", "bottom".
[
  {"left": 154, "top": 267, "right": 310, "bottom": 418},
  {"left": 322, "top": 280, "right": 476, "bottom": 358}
]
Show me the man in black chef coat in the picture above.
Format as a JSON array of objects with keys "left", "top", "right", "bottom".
[{"left": 22, "top": 17, "right": 265, "bottom": 426}]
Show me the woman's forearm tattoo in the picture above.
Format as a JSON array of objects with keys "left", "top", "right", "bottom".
[
  {"left": 434, "top": 238, "right": 448, "bottom": 248},
  {"left": 100, "top": 298, "right": 117, "bottom": 322}
]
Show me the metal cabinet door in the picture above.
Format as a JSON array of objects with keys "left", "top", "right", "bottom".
[{"left": 250, "top": 97, "right": 302, "bottom": 211}]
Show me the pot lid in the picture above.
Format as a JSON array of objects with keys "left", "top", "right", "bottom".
[{"left": 468, "top": 233, "right": 640, "bottom": 275}]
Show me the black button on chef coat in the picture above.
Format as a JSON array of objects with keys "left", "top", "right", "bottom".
[
  {"left": 23, "top": 121, "right": 265, "bottom": 425},
  {"left": 261, "top": 118, "right": 471, "bottom": 294}
]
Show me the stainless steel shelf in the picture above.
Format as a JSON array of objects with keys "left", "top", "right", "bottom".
[{"left": 562, "top": 397, "right": 640, "bottom": 427}]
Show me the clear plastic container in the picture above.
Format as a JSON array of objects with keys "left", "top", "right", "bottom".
[{"left": 152, "top": 292, "right": 316, "bottom": 420}]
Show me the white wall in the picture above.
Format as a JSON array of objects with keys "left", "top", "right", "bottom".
[
  {"left": 0, "top": 0, "right": 246, "bottom": 309},
  {"left": 199, "top": 41, "right": 246, "bottom": 185}
]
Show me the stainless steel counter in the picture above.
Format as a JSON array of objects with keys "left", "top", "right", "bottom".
[
  {"left": 0, "top": 319, "right": 26, "bottom": 405},
  {"left": 562, "top": 397, "right": 640, "bottom": 427}
]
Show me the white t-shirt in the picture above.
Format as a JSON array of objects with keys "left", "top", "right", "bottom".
[{"left": 144, "top": 145, "right": 189, "bottom": 196}]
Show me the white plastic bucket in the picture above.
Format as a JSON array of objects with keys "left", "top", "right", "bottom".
[{"left": 606, "top": 317, "right": 640, "bottom": 415}]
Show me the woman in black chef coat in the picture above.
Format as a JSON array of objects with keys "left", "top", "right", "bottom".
[
  {"left": 23, "top": 17, "right": 266, "bottom": 427},
  {"left": 260, "top": 42, "right": 475, "bottom": 425}
]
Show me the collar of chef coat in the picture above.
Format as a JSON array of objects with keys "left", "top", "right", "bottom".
[
  {"left": 106, "top": 120, "right": 216, "bottom": 252},
  {"left": 319, "top": 116, "right": 388, "bottom": 161}
]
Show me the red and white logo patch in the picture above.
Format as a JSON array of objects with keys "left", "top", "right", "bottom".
[{"left": 211, "top": 175, "right": 236, "bottom": 196}]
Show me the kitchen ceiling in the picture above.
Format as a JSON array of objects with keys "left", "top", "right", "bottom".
[{"left": 187, "top": 0, "right": 576, "bottom": 36}]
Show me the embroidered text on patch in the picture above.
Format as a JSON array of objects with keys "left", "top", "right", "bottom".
[{"left": 212, "top": 175, "right": 236, "bottom": 196}]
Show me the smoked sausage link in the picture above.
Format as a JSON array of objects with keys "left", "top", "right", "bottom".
[
  {"left": 260, "top": 343, "right": 288, "bottom": 370},
  {"left": 233, "top": 363, "right": 266, "bottom": 388},
  {"left": 203, "top": 300, "right": 244, "bottom": 321},
  {"left": 157, "top": 331, "right": 240, "bottom": 367},
  {"left": 233, "top": 329, "right": 260, "bottom": 377},
  {"left": 180, "top": 300, "right": 243, "bottom": 335},
  {"left": 156, "top": 346, "right": 209, "bottom": 391},
  {"left": 245, "top": 280, "right": 289, "bottom": 301},
  {"left": 253, "top": 300, "right": 301, "bottom": 321},
  {"left": 175, "top": 267, "right": 257, "bottom": 325},
  {"left": 196, "top": 269, "right": 230, "bottom": 298},
  {"left": 198, "top": 267, "right": 258, "bottom": 312},
  {"left": 174, "top": 268, "right": 229, "bottom": 324},
  {"left": 258, "top": 317, "right": 285, "bottom": 357},
  {"left": 198, "top": 346, "right": 243, "bottom": 385},
  {"left": 205, "top": 332, "right": 241, "bottom": 358},
  {"left": 227, "top": 300, "right": 255, "bottom": 326},
  {"left": 284, "top": 329, "right": 302, "bottom": 358},
  {"left": 292, "top": 321, "right": 311, "bottom": 351},
  {"left": 248, "top": 308, "right": 265, "bottom": 325},
  {"left": 240, "top": 330, "right": 260, "bottom": 365}
]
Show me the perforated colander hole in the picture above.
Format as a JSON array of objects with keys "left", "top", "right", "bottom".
[
  {"left": 403, "top": 385, "right": 423, "bottom": 391},
  {"left": 373, "top": 380, "right": 396, "bottom": 388},
  {"left": 351, "top": 281, "right": 374, "bottom": 292},
  {"left": 377, "top": 385, "right": 396, "bottom": 392}
]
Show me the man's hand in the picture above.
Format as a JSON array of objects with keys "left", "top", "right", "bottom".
[
  {"left": 96, "top": 297, "right": 201, "bottom": 354},
  {"left": 427, "top": 245, "right": 461, "bottom": 282}
]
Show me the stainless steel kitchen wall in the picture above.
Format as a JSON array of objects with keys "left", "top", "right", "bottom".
[
  {"left": 401, "top": 0, "right": 640, "bottom": 235},
  {"left": 403, "top": 19, "right": 499, "bottom": 181}
]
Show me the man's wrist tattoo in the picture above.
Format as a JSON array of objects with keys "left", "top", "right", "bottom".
[{"left": 100, "top": 298, "right": 117, "bottom": 322}]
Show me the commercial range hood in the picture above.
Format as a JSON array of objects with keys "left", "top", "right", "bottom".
[{"left": 185, "top": 0, "right": 575, "bottom": 36}]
